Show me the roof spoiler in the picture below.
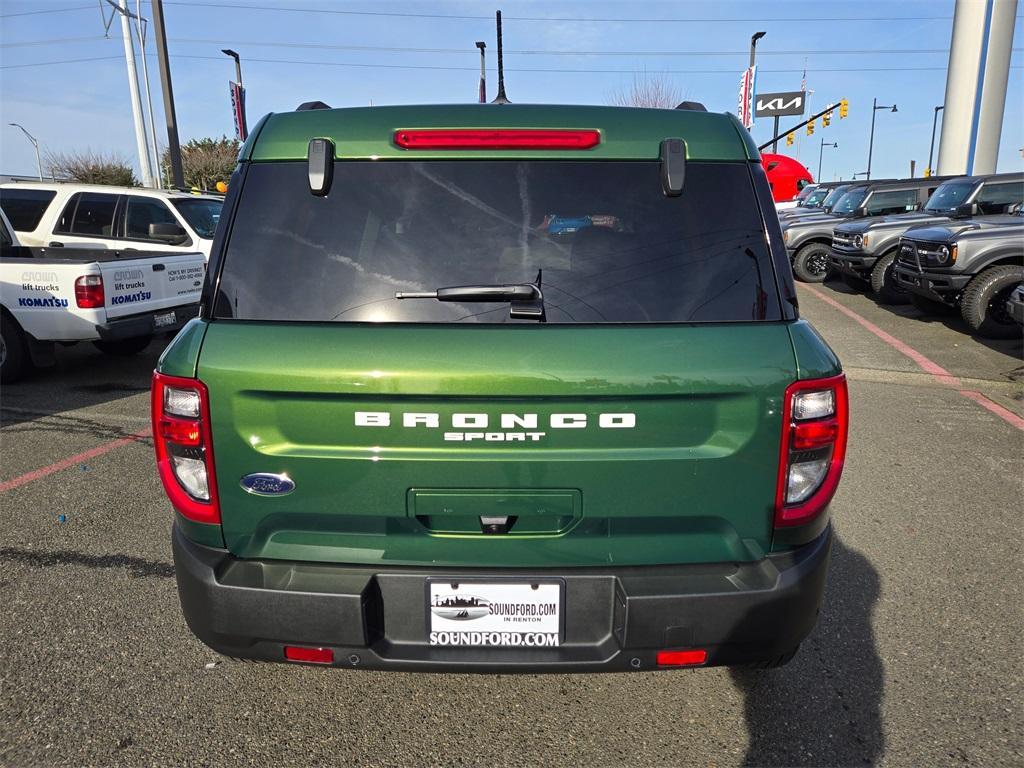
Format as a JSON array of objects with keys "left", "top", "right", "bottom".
[
  {"left": 675, "top": 101, "right": 707, "bottom": 111},
  {"left": 296, "top": 101, "right": 331, "bottom": 111}
]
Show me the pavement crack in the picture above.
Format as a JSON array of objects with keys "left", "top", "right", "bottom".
[{"left": 0, "top": 547, "right": 174, "bottom": 579}]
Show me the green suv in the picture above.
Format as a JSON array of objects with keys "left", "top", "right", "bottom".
[{"left": 153, "top": 103, "right": 847, "bottom": 672}]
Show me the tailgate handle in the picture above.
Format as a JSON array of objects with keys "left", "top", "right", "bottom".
[
  {"left": 152, "top": 263, "right": 165, "bottom": 271},
  {"left": 480, "top": 516, "right": 515, "bottom": 535},
  {"left": 47, "top": 241, "right": 64, "bottom": 248}
]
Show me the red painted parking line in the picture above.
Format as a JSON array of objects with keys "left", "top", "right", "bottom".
[
  {"left": 0, "top": 430, "right": 151, "bottom": 494},
  {"left": 801, "top": 284, "right": 1024, "bottom": 431}
]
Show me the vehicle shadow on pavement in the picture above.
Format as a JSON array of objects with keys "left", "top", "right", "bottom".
[{"left": 730, "top": 535, "right": 885, "bottom": 767}]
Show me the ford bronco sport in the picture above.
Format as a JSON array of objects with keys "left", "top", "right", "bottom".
[{"left": 154, "top": 103, "right": 847, "bottom": 672}]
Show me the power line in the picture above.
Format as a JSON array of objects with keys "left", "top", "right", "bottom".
[
  {"left": 5, "top": 52, "right": 1023, "bottom": 75},
  {"left": 162, "top": 1, "right": 964, "bottom": 24},
  {"left": 0, "top": 4, "right": 93, "bottom": 18},
  {"left": 4, "top": 35, "right": 1020, "bottom": 59}
]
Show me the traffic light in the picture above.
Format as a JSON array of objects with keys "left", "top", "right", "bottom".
[
  {"left": 807, "top": 119, "right": 815, "bottom": 136},
  {"left": 839, "top": 98, "right": 849, "bottom": 118},
  {"left": 786, "top": 132, "right": 795, "bottom": 147},
  {"left": 823, "top": 112, "right": 831, "bottom": 127}
]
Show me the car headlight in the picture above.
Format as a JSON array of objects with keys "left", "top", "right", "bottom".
[
  {"left": 936, "top": 245, "right": 950, "bottom": 264},
  {"left": 853, "top": 234, "right": 864, "bottom": 248}
]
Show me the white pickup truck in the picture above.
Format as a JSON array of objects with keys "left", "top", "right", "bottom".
[{"left": 1, "top": 206, "right": 204, "bottom": 381}]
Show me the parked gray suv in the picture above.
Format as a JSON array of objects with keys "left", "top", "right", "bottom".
[
  {"left": 784, "top": 178, "right": 950, "bottom": 283},
  {"left": 830, "top": 173, "right": 1024, "bottom": 303},
  {"left": 893, "top": 210, "right": 1023, "bottom": 338}
]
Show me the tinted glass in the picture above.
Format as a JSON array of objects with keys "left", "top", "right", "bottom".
[
  {"left": 975, "top": 181, "right": 1024, "bottom": 214},
  {"left": 56, "top": 193, "right": 118, "bottom": 236},
  {"left": 0, "top": 188, "right": 56, "bottom": 231},
  {"left": 0, "top": 215, "right": 11, "bottom": 246},
  {"left": 925, "top": 181, "right": 974, "bottom": 213},
  {"left": 126, "top": 197, "right": 178, "bottom": 240},
  {"left": 216, "top": 161, "right": 780, "bottom": 324},
  {"left": 865, "top": 189, "right": 918, "bottom": 215},
  {"left": 801, "top": 187, "right": 829, "bottom": 207},
  {"left": 831, "top": 188, "right": 868, "bottom": 215},
  {"left": 821, "top": 185, "right": 851, "bottom": 209},
  {"left": 172, "top": 198, "right": 222, "bottom": 238}
]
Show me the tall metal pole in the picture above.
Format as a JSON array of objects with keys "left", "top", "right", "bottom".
[
  {"left": 491, "top": 11, "right": 509, "bottom": 104},
  {"left": 222, "top": 49, "right": 247, "bottom": 139},
  {"left": 749, "top": 31, "right": 765, "bottom": 68},
  {"left": 866, "top": 97, "right": 878, "bottom": 180},
  {"left": 8, "top": 123, "right": 43, "bottom": 180},
  {"left": 116, "top": 0, "right": 154, "bottom": 187},
  {"left": 928, "top": 105, "right": 945, "bottom": 176},
  {"left": 772, "top": 116, "right": 779, "bottom": 153},
  {"left": 135, "top": 0, "right": 162, "bottom": 187},
  {"left": 818, "top": 140, "right": 837, "bottom": 180},
  {"left": 151, "top": 0, "right": 184, "bottom": 189},
  {"left": 475, "top": 41, "right": 486, "bottom": 103}
]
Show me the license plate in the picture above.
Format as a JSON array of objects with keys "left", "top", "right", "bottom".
[
  {"left": 427, "top": 580, "right": 562, "bottom": 647},
  {"left": 153, "top": 311, "right": 176, "bottom": 328}
]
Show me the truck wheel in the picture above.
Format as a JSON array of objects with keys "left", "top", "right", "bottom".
[
  {"left": 93, "top": 335, "right": 153, "bottom": 356},
  {"left": 910, "top": 292, "right": 955, "bottom": 316},
  {"left": 792, "top": 244, "right": 831, "bottom": 283},
  {"left": 960, "top": 265, "right": 1024, "bottom": 339},
  {"left": 870, "top": 251, "right": 910, "bottom": 305},
  {"left": 0, "top": 310, "right": 31, "bottom": 382}
]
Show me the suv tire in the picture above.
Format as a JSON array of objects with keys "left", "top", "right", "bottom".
[
  {"left": 0, "top": 310, "right": 31, "bottom": 382},
  {"left": 870, "top": 251, "right": 910, "bottom": 305},
  {"left": 93, "top": 335, "right": 152, "bottom": 356},
  {"left": 960, "top": 265, "right": 1024, "bottom": 339},
  {"left": 792, "top": 244, "right": 831, "bottom": 283}
]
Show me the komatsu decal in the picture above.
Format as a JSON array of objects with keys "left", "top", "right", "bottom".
[
  {"left": 111, "top": 291, "right": 152, "bottom": 305},
  {"left": 354, "top": 411, "right": 635, "bottom": 443},
  {"left": 17, "top": 297, "right": 69, "bottom": 308}
]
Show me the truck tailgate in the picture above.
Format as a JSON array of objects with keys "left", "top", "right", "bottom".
[
  {"left": 99, "top": 253, "right": 205, "bottom": 319},
  {"left": 199, "top": 322, "right": 798, "bottom": 568}
]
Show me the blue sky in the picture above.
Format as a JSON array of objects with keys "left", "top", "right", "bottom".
[{"left": 1, "top": 0, "right": 1021, "bottom": 181}]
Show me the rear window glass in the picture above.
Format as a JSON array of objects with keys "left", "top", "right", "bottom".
[
  {"left": 0, "top": 188, "right": 56, "bottom": 231},
  {"left": 215, "top": 161, "right": 780, "bottom": 324}
]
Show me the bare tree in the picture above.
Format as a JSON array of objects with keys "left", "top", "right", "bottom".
[
  {"left": 607, "top": 72, "right": 685, "bottom": 109},
  {"left": 44, "top": 150, "right": 138, "bottom": 186}
]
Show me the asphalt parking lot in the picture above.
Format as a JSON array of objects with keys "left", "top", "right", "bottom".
[{"left": 1, "top": 282, "right": 1021, "bottom": 768}]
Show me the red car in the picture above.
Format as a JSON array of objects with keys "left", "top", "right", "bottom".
[{"left": 762, "top": 153, "right": 814, "bottom": 203}]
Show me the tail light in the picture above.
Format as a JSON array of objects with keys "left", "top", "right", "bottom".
[
  {"left": 775, "top": 374, "right": 848, "bottom": 527},
  {"left": 151, "top": 371, "right": 220, "bottom": 524},
  {"left": 75, "top": 275, "right": 104, "bottom": 308}
]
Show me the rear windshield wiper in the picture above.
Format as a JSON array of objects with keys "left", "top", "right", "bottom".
[{"left": 396, "top": 271, "right": 546, "bottom": 321}]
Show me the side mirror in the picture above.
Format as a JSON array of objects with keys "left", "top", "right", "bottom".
[
  {"left": 953, "top": 202, "right": 977, "bottom": 218},
  {"left": 149, "top": 222, "right": 189, "bottom": 245},
  {"left": 853, "top": 206, "right": 868, "bottom": 218}
]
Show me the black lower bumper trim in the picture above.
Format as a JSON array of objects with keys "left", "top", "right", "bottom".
[
  {"left": 829, "top": 250, "right": 877, "bottom": 278},
  {"left": 96, "top": 304, "right": 199, "bottom": 340},
  {"left": 892, "top": 265, "right": 970, "bottom": 303},
  {"left": 172, "top": 523, "right": 833, "bottom": 673}
]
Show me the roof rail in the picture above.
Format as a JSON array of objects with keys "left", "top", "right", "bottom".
[
  {"left": 675, "top": 101, "right": 707, "bottom": 112},
  {"left": 296, "top": 101, "right": 332, "bottom": 111}
]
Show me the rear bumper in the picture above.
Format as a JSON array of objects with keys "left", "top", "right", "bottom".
[
  {"left": 96, "top": 304, "right": 199, "bottom": 341},
  {"left": 829, "top": 249, "right": 877, "bottom": 278},
  {"left": 892, "top": 264, "right": 971, "bottom": 304},
  {"left": 172, "top": 522, "right": 833, "bottom": 673}
]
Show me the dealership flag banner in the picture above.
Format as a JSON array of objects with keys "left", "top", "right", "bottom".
[
  {"left": 737, "top": 66, "right": 756, "bottom": 129},
  {"left": 229, "top": 81, "right": 248, "bottom": 141}
]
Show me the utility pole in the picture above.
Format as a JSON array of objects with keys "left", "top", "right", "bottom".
[
  {"left": 135, "top": 0, "right": 162, "bottom": 187},
  {"left": 927, "top": 105, "right": 944, "bottom": 176},
  {"left": 8, "top": 123, "right": 43, "bottom": 180},
  {"left": 114, "top": 0, "right": 154, "bottom": 187},
  {"left": 475, "top": 41, "right": 487, "bottom": 103},
  {"left": 151, "top": 0, "right": 184, "bottom": 189},
  {"left": 867, "top": 97, "right": 898, "bottom": 180}
]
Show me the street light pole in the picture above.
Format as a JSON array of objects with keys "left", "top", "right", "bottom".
[
  {"left": 927, "top": 105, "right": 945, "bottom": 176},
  {"left": 866, "top": 97, "right": 897, "bottom": 180},
  {"left": 222, "top": 49, "right": 247, "bottom": 140},
  {"left": 222, "top": 48, "right": 243, "bottom": 88},
  {"left": 475, "top": 41, "right": 486, "bottom": 103},
  {"left": 749, "top": 31, "right": 766, "bottom": 68},
  {"left": 8, "top": 123, "right": 42, "bottom": 180},
  {"left": 818, "top": 139, "right": 838, "bottom": 181}
]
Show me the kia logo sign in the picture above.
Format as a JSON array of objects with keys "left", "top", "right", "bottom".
[{"left": 755, "top": 91, "right": 806, "bottom": 118}]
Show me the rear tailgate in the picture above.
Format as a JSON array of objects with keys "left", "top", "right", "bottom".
[
  {"left": 200, "top": 322, "right": 796, "bottom": 568},
  {"left": 99, "top": 252, "right": 204, "bottom": 319}
]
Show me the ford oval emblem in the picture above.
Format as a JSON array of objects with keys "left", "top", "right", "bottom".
[{"left": 240, "top": 473, "right": 295, "bottom": 496}]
